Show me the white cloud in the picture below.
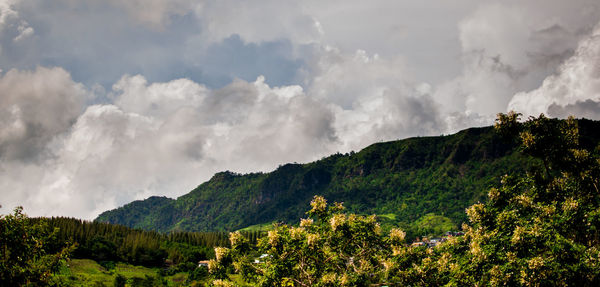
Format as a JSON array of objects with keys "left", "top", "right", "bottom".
[
  {"left": 193, "top": 0, "right": 321, "bottom": 45},
  {"left": 0, "top": 0, "right": 34, "bottom": 51},
  {"left": 12, "top": 22, "right": 32, "bottom": 42},
  {"left": 508, "top": 23, "right": 600, "bottom": 118},
  {"left": 0, "top": 66, "right": 86, "bottom": 216},
  {"left": 431, "top": 0, "right": 600, "bottom": 118},
  {"left": 308, "top": 47, "right": 409, "bottom": 108},
  {"left": 2, "top": 1, "right": 600, "bottom": 220},
  {"left": 0, "top": 0, "right": 19, "bottom": 28},
  {"left": 0, "top": 73, "right": 341, "bottom": 219},
  {"left": 303, "top": 47, "right": 447, "bottom": 151},
  {"left": 112, "top": 74, "right": 208, "bottom": 118},
  {"left": 0, "top": 67, "right": 86, "bottom": 161}
]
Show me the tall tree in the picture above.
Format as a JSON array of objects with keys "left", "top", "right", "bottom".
[{"left": 0, "top": 207, "right": 73, "bottom": 286}]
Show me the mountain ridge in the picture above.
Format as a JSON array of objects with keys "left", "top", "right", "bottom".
[{"left": 96, "top": 119, "right": 600, "bottom": 236}]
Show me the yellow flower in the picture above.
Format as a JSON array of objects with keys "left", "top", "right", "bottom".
[
  {"left": 267, "top": 230, "right": 280, "bottom": 246},
  {"left": 562, "top": 197, "right": 579, "bottom": 212},
  {"left": 514, "top": 194, "right": 533, "bottom": 208},
  {"left": 229, "top": 231, "right": 244, "bottom": 248},
  {"left": 232, "top": 261, "right": 244, "bottom": 273},
  {"left": 466, "top": 203, "right": 485, "bottom": 223},
  {"left": 329, "top": 213, "right": 346, "bottom": 231},
  {"left": 321, "top": 273, "right": 337, "bottom": 283},
  {"left": 489, "top": 265, "right": 509, "bottom": 286},
  {"left": 392, "top": 246, "right": 404, "bottom": 256},
  {"left": 299, "top": 218, "right": 313, "bottom": 227},
  {"left": 307, "top": 233, "right": 320, "bottom": 246},
  {"left": 340, "top": 274, "right": 351, "bottom": 286},
  {"left": 528, "top": 256, "right": 545, "bottom": 270},
  {"left": 437, "top": 252, "right": 451, "bottom": 271},
  {"left": 512, "top": 226, "right": 523, "bottom": 244},
  {"left": 290, "top": 227, "right": 304, "bottom": 240},
  {"left": 374, "top": 222, "right": 382, "bottom": 235},
  {"left": 347, "top": 214, "right": 357, "bottom": 223},
  {"left": 310, "top": 196, "right": 327, "bottom": 213},
  {"left": 389, "top": 228, "right": 406, "bottom": 243},
  {"left": 208, "top": 259, "right": 219, "bottom": 274},
  {"left": 488, "top": 188, "right": 500, "bottom": 201},
  {"left": 214, "top": 247, "right": 228, "bottom": 263},
  {"left": 469, "top": 240, "right": 485, "bottom": 260},
  {"left": 382, "top": 259, "right": 396, "bottom": 272}
]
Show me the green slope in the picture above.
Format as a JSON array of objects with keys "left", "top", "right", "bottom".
[{"left": 95, "top": 120, "right": 600, "bottom": 235}]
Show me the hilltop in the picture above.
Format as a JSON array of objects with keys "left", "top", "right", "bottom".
[{"left": 96, "top": 119, "right": 600, "bottom": 238}]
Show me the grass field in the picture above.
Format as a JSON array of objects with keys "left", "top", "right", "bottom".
[
  {"left": 55, "top": 259, "right": 194, "bottom": 286},
  {"left": 236, "top": 222, "right": 274, "bottom": 232}
]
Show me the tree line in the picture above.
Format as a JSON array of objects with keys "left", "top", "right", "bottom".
[{"left": 1, "top": 209, "right": 263, "bottom": 285}]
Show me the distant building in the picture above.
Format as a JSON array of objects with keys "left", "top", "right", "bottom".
[
  {"left": 410, "top": 231, "right": 463, "bottom": 248},
  {"left": 428, "top": 238, "right": 446, "bottom": 247},
  {"left": 445, "top": 231, "right": 464, "bottom": 237},
  {"left": 254, "top": 253, "right": 270, "bottom": 264},
  {"left": 411, "top": 241, "right": 426, "bottom": 247},
  {"left": 198, "top": 260, "right": 210, "bottom": 267}
]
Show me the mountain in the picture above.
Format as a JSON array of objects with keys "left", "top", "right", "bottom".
[{"left": 95, "top": 119, "right": 600, "bottom": 236}]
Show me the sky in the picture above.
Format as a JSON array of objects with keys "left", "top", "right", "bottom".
[{"left": 1, "top": 0, "right": 600, "bottom": 220}]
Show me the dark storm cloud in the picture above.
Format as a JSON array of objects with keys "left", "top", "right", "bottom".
[
  {"left": 0, "top": 67, "right": 86, "bottom": 162},
  {"left": 548, "top": 100, "right": 600, "bottom": 120}
]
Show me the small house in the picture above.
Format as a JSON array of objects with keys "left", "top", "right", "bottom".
[{"left": 198, "top": 260, "right": 210, "bottom": 267}]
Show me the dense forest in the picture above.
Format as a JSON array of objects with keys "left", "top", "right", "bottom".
[{"left": 38, "top": 217, "right": 234, "bottom": 266}]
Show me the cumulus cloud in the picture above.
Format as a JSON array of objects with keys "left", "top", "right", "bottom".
[
  {"left": 433, "top": 0, "right": 600, "bottom": 117},
  {"left": 0, "top": 67, "right": 86, "bottom": 162},
  {"left": 0, "top": 0, "right": 20, "bottom": 28},
  {"left": 0, "top": 0, "right": 34, "bottom": 53},
  {"left": 12, "top": 22, "right": 32, "bottom": 42},
  {"left": 508, "top": 23, "right": 600, "bottom": 118},
  {"left": 0, "top": 73, "right": 340, "bottom": 219},
  {"left": 112, "top": 74, "right": 208, "bottom": 118},
  {"left": 305, "top": 47, "right": 447, "bottom": 150},
  {"left": 2, "top": 0, "right": 600, "bottom": 220},
  {"left": 0, "top": 66, "right": 86, "bottom": 216},
  {"left": 308, "top": 47, "right": 410, "bottom": 108}
]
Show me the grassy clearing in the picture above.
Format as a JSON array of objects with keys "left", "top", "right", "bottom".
[
  {"left": 56, "top": 259, "right": 114, "bottom": 286},
  {"left": 377, "top": 213, "right": 397, "bottom": 221},
  {"left": 55, "top": 258, "right": 196, "bottom": 286},
  {"left": 236, "top": 222, "right": 273, "bottom": 232}
]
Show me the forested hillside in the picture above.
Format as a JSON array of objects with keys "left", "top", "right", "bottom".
[
  {"left": 210, "top": 114, "right": 600, "bottom": 286},
  {"left": 96, "top": 119, "right": 600, "bottom": 238}
]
